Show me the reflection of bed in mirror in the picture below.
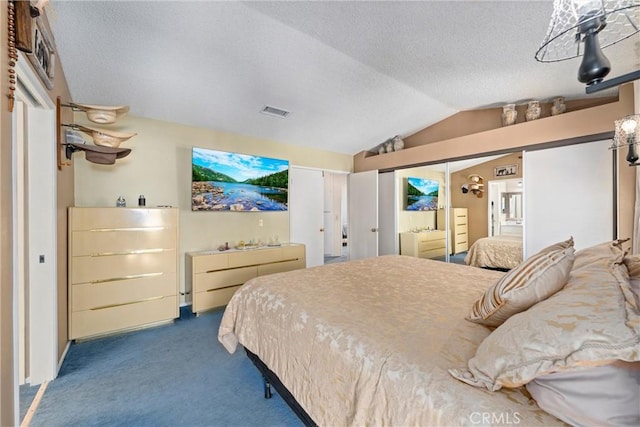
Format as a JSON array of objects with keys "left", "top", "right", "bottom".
[{"left": 464, "top": 234, "right": 523, "bottom": 270}]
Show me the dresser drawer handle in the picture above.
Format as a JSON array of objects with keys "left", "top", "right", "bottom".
[
  {"left": 90, "top": 295, "right": 164, "bottom": 311},
  {"left": 90, "top": 272, "right": 163, "bottom": 284},
  {"left": 205, "top": 258, "right": 300, "bottom": 273},
  {"left": 88, "top": 227, "right": 166, "bottom": 232},
  {"left": 90, "top": 248, "right": 167, "bottom": 257}
]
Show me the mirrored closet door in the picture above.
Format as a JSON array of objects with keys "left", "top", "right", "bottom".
[
  {"left": 445, "top": 152, "right": 524, "bottom": 270},
  {"left": 395, "top": 164, "right": 450, "bottom": 263},
  {"left": 523, "top": 140, "right": 615, "bottom": 256}
]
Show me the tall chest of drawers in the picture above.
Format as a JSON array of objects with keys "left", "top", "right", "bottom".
[
  {"left": 68, "top": 207, "right": 179, "bottom": 340},
  {"left": 437, "top": 207, "right": 469, "bottom": 254},
  {"left": 187, "top": 244, "right": 305, "bottom": 315}
]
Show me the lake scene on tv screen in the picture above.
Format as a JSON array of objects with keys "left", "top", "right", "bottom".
[
  {"left": 192, "top": 147, "right": 289, "bottom": 211},
  {"left": 406, "top": 177, "right": 439, "bottom": 211}
]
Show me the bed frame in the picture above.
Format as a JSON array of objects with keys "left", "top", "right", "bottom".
[{"left": 244, "top": 348, "right": 317, "bottom": 427}]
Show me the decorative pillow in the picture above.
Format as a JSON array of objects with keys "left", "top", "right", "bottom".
[
  {"left": 537, "top": 236, "right": 574, "bottom": 254},
  {"left": 450, "top": 246, "right": 640, "bottom": 391},
  {"left": 526, "top": 361, "right": 640, "bottom": 427},
  {"left": 467, "top": 246, "right": 575, "bottom": 327},
  {"left": 571, "top": 238, "right": 628, "bottom": 272}
]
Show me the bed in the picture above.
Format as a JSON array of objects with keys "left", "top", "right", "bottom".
[
  {"left": 217, "top": 255, "right": 568, "bottom": 426},
  {"left": 464, "top": 235, "right": 522, "bottom": 270}
]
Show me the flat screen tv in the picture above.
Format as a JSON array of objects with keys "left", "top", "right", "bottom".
[
  {"left": 406, "top": 177, "right": 439, "bottom": 211},
  {"left": 191, "top": 147, "right": 289, "bottom": 211}
]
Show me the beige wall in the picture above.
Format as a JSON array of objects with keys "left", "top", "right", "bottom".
[
  {"left": 1, "top": 2, "right": 15, "bottom": 423},
  {"left": 72, "top": 114, "right": 352, "bottom": 303}
]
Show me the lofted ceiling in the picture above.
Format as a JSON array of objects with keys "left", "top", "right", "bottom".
[{"left": 46, "top": 1, "right": 640, "bottom": 156}]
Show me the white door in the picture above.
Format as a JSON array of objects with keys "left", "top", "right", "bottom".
[
  {"left": 348, "top": 170, "right": 379, "bottom": 260},
  {"left": 290, "top": 167, "right": 324, "bottom": 267},
  {"left": 378, "top": 171, "right": 398, "bottom": 255}
]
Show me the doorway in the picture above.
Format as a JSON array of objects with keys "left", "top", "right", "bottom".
[
  {"left": 323, "top": 171, "right": 347, "bottom": 264},
  {"left": 289, "top": 168, "right": 349, "bottom": 266},
  {"left": 487, "top": 178, "right": 523, "bottom": 237},
  {"left": 13, "top": 54, "right": 59, "bottom": 422}
]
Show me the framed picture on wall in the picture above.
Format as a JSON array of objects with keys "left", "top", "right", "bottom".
[
  {"left": 27, "top": 17, "right": 55, "bottom": 90},
  {"left": 494, "top": 164, "right": 518, "bottom": 177}
]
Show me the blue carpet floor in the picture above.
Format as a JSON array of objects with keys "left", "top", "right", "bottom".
[{"left": 28, "top": 308, "right": 302, "bottom": 427}]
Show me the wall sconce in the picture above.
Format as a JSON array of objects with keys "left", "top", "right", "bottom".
[
  {"left": 535, "top": 0, "right": 640, "bottom": 94},
  {"left": 461, "top": 174, "right": 485, "bottom": 198},
  {"left": 611, "top": 114, "right": 640, "bottom": 166}
]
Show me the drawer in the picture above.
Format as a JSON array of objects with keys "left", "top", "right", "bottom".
[
  {"left": 193, "top": 286, "right": 242, "bottom": 313},
  {"left": 71, "top": 229, "right": 176, "bottom": 256},
  {"left": 454, "top": 241, "right": 469, "bottom": 253},
  {"left": 454, "top": 231, "right": 468, "bottom": 239},
  {"left": 281, "top": 245, "right": 305, "bottom": 260},
  {"left": 70, "top": 207, "right": 177, "bottom": 230},
  {"left": 193, "top": 266, "right": 257, "bottom": 293},
  {"left": 453, "top": 217, "right": 468, "bottom": 227},
  {"left": 71, "top": 250, "right": 177, "bottom": 284},
  {"left": 70, "top": 295, "right": 177, "bottom": 340},
  {"left": 258, "top": 259, "right": 305, "bottom": 276},
  {"left": 71, "top": 273, "right": 177, "bottom": 312},
  {"left": 191, "top": 253, "right": 229, "bottom": 273},
  {"left": 421, "top": 247, "right": 446, "bottom": 259},
  {"left": 418, "top": 239, "right": 445, "bottom": 251},
  {"left": 228, "top": 248, "right": 281, "bottom": 268}
]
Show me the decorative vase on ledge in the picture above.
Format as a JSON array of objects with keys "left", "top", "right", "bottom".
[
  {"left": 525, "top": 100, "right": 541, "bottom": 122},
  {"left": 551, "top": 97, "right": 566, "bottom": 116},
  {"left": 392, "top": 135, "right": 404, "bottom": 151},
  {"left": 502, "top": 104, "right": 517, "bottom": 126}
]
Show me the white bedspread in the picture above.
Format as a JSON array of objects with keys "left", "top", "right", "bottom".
[{"left": 218, "top": 255, "right": 565, "bottom": 426}]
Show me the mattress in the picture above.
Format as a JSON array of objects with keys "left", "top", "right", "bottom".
[
  {"left": 465, "top": 235, "right": 523, "bottom": 270},
  {"left": 218, "top": 255, "right": 564, "bottom": 426}
]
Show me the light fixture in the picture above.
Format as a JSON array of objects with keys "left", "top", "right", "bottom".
[
  {"left": 611, "top": 114, "right": 640, "bottom": 165},
  {"left": 535, "top": 0, "right": 640, "bottom": 94}
]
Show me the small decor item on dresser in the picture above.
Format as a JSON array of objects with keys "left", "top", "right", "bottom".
[
  {"left": 377, "top": 144, "right": 385, "bottom": 155},
  {"left": 138, "top": 195, "right": 146, "bottom": 206},
  {"left": 392, "top": 135, "right": 405, "bottom": 151},
  {"left": 116, "top": 196, "right": 126, "bottom": 207},
  {"left": 501, "top": 104, "right": 517, "bottom": 126},
  {"left": 525, "top": 100, "right": 541, "bottom": 121},
  {"left": 551, "top": 97, "right": 566, "bottom": 116}
]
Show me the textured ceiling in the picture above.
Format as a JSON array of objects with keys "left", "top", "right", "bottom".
[{"left": 46, "top": 1, "right": 640, "bottom": 155}]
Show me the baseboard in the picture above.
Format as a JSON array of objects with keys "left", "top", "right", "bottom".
[{"left": 57, "top": 341, "right": 71, "bottom": 376}]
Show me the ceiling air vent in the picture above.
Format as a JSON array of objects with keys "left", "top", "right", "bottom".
[{"left": 260, "top": 105, "right": 290, "bottom": 118}]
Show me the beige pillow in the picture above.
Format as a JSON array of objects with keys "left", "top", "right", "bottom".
[
  {"left": 467, "top": 246, "right": 575, "bottom": 327},
  {"left": 450, "top": 245, "right": 640, "bottom": 391},
  {"left": 572, "top": 238, "right": 628, "bottom": 272},
  {"left": 538, "top": 236, "right": 574, "bottom": 254}
]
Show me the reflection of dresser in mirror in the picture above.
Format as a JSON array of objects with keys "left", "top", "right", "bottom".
[
  {"left": 437, "top": 208, "right": 468, "bottom": 254},
  {"left": 400, "top": 230, "right": 447, "bottom": 259}
]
